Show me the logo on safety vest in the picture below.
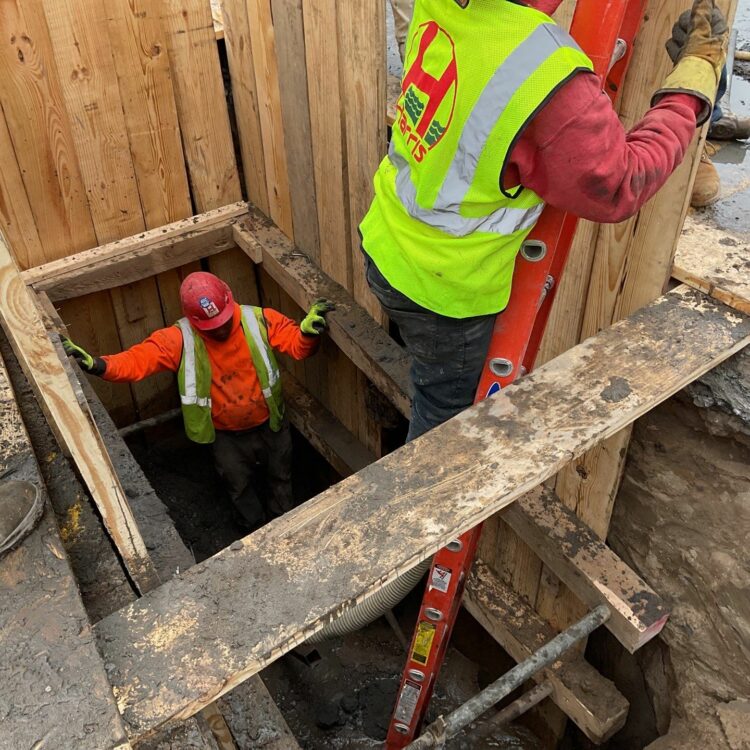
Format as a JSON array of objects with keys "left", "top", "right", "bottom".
[
  {"left": 199, "top": 296, "right": 220, "bottom": 318},
  {"left": 397, "top": 21, "right": 458, "bottom": 163}
]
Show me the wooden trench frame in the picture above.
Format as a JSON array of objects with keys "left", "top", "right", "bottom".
[
  {"left": 2, "top": 202, "right": 750, "bottom": 746},
  {"left": 1, "top": 0, "right": 746, "bottom": 745}
]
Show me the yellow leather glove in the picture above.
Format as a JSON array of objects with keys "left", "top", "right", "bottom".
[{"left": 652, "top": 0, "right": 729, "bottom": 125}]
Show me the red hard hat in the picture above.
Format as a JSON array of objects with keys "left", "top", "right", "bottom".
[{"left": 180, "top": 272, "right": 234, "bottom": 331}]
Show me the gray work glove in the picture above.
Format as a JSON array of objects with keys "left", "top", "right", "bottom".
[{"left": 666, "top": 4, "right": 728, "bottom": 64}]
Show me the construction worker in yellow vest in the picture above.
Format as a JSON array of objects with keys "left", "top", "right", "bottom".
[
  {"left": 361, "top": 0, "right": 728, "bottom": 441},
  {"left": 63, "top": 272, "right": 334, "bottom": 531}
]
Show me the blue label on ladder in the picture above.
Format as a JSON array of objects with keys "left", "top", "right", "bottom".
[{"left": 486, "top": 382, "right": 501, "bottom": 398}]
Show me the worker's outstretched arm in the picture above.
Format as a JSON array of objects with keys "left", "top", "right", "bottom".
[
  {"left": 99, "top": 328, "right": 183, "bottom": 382},
  {"left": 509, "top": 0, "right": 727, "bottom": 223}
]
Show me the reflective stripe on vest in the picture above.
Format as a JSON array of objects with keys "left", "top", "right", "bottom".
[
  {"left": 242, "top": 306, "right": 280, "bottom": 402},
  {"left": 176, "top": 319, "right": 211, "bottom": 408},
  {"left": 390, "top": 23, "right": 576, "bottom": 238}
]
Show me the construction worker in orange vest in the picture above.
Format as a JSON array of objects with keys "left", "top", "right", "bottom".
[
  {"left": 361, "top": 0, "right": 728, "bottom": 441},
  {"left": 62, "top": 272, "right": 334, "bottom": 531}
]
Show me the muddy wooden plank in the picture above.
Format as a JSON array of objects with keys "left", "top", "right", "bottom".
[
  {"left": 0, "top": 350, "right": 131, "bottom": 750},
  {"left": 23, "top": 203, "right": 247, "bottom": 300},
  {"left": 234, "top": 212, "right": 412, "bottom": 418},
  {"left": 503, "top": 486, "right": 669, "bottom": 653},
  {"left": 0, "top": 233, "right": 159, "bottom": 591},
  {"left": 93, "top": 286, "right": 749, "bottom": 739},
  {"left": 464, "top": 559, "right": 628, "bottom": 743},
  {"left": 673, "top": 215, "right": 750, "bottom": 316}
]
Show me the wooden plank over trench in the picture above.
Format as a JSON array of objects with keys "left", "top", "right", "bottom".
[
  {"left": 23, "top": 203, "right": 248, "bottom": 301},
  {"left": 94, "top": 286, "right": 750, "bottom": 739},
  {"left": 673, "top": 214, "right": 750, "bottom": 316},
  {"left": 0, "top": 233, "right": 159, "bottom": 591},
  {"left": 0, "top": 351, "right": 130, "bottom": 750}
]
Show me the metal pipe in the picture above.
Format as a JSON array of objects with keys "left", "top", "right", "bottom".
[
  {"left": 484, "top": 680, "right": 553, "bottom": 729},
  {"left": 119, "top": 408, "right": 181, "bottom": 438},
  {"left": 406, "top": 605, "right": 611, "bottom": 749}
]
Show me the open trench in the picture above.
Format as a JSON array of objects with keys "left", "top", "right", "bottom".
[{"left": 3, "top": 6, "right": 749, "bottom": 749}]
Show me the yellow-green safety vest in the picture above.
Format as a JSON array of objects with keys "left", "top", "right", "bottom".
[
  {"left": 176, "top": 306, "right": 285, "bottom": 444},
  {"left": 360, "top": 0, "right": 593, "bottom": 318}
]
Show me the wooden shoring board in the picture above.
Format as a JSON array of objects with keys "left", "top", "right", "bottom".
[
  {"left": 23, "top": 203, "right": 248, "bottom": 300},
  {"left": 271, "top": 0, "right": 321, "bottom": 261},
  {"left": 301, "top": 0, "right": 351, "bottom": 290},
  {"left": 0, "top": 1, "right": 135, "bottom": 422},
  {"left": 93, "top": 286, "right": 750, "bottom": 739},
  {"left": 337, "top": 0, "right": 387, "bottom": 323},
  {"left": 103, "top": 0, "right": 197, "bottom": 326},
  {"left": 41, "top": 0, "right": 174, "bottom": 418},
  {"left": 465, "top": 559, "right": 628, "bottom": 743},
  {"left": 0, "top": 104, "right": 44, "bottom": 271},
  {"left": 160, "top": 0, "right": 258, "bottom": 310},
  {"left": 673, "top": 214, "right": 750, "bottom": 315},
  {"left": 234, "top": 214, "right": 412, "bottom": 418},
  {"left": 159, "top": 0, "right": 241, "bottom": 213},
  {"left": 0, "top": 233, "right": 159, "bottom": 592},
  {"left": 503, "top": 486, "right": 669, "bottom": 653},
  {"left": 283, "top": 368, "right": 376, "bottom": 477},
  {"left": 0, "top": 351, "right": 131, "bottom": 750},
  {"left": 220, "top": 0, "right": 270, "bottom": 215},
  {"left": 0, "top": 0, "right": 98, "bottom": 261},
  {"left": 244, "top": 0, "right": 293, "bottom": 237},
  {"left": 103, "top": 0, "right": 192, "bottom": 231}
]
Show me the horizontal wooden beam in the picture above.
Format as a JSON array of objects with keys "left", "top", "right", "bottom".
[
  {"left": 0, "top": 350, "right": 131, "bottom": 750},
  {"left": 503, "top": 486, "right": 669, "bottom": 653},
  {"left": 233, "top": 211, "right": 412, "bottom": 418},
  {"left": 22, "top": 202, "right": 248, "bottom": 301},
  {"left": 673, "top": 214, "right": 750, "bottom": 315},
  {"left": 0, "top": 233, "right": 159, "bottom": 591},
  {"left": 283, "top": 369, "right": 375, "bottom": 476},
  {"left": 464, "top": 559, "right": 628, "bottom": 743},
  {"left": 92, "top": 286, "right": 750, "bottom": 739}
]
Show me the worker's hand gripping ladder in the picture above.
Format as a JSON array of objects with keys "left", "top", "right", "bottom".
[{"left": 385, "top": 0, "right": 647, "bottom": 745}]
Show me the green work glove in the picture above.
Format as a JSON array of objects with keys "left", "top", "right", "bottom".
[
  {"left": 61, "top": 335, "right": 107, "bottom": 377},
  {"left": 654, "top": 0, "right": 729, "bottom": 125},
  {"left": 300, "top": 299, "right": 335, "bottom": 336}
]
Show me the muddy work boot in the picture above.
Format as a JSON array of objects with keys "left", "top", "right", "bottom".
[
  {"left": 708, "top": 112, "right": 750, "bottom": 141},
  {"left": 0, "top": 480, "right": 44, "bottom": 558},
  {"left": 691, "top": 143, "right": 721, "bottom": 208}
]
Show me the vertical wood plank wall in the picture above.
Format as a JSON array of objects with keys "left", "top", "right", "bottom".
[
  {"left": 0, "top": 0, "right": 387, "bottom": 450},
  {"left": 221, "top": 0, "right": 387, "bottom": 455}
]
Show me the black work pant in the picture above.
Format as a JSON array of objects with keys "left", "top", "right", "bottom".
[
  {"left": 212, "top": 421, "right": 294, "bottom": 529},
  {"left": 363, "top": 252, "right": 496, "bottom": 442}
]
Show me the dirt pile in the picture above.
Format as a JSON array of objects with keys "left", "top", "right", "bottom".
[{"left": 608, "top": 351, "right": 750, "bottom": 749}]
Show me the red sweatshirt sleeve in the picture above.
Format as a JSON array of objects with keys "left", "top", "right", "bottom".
[
  {"left": 506, "top": 72, "right": 703, "bottom": 223},
  {"left": 102, "top": 326, "right": 183, "bottom": 382},
  {"left": 263, "top": 308, "right": 319, "bottom": 360}
]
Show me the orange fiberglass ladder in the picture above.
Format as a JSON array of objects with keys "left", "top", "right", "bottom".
[{"left": 386, "top": 1, "right": 648, "bottom": 746}]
